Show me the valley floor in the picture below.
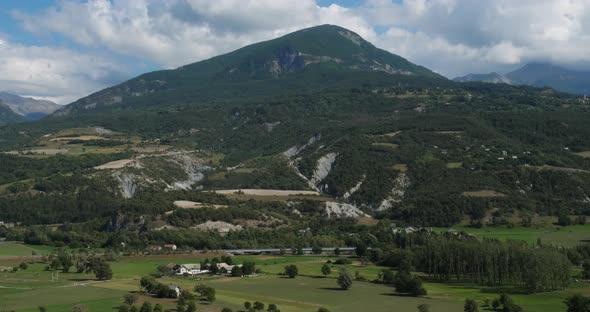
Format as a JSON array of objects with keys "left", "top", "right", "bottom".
[{"left": 0, "top": 251, "right": 588, "bottom": 312}]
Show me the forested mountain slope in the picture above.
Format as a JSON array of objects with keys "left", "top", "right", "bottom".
[{"left": 1, "top": 25, "right": 590, "bottom": 236}]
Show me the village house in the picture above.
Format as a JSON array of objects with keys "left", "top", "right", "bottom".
[
  {"left": 173, "top": 263, "right": 207, "bottom": 275},
  {"left": 163, "top": 244, "right": 177, "bottom": 251},
  {"left": 148, "top": 245, "right": 162, "bottom": 251},
  {"left": 216, "top": 262, "right": 242, "bottom": 274}
]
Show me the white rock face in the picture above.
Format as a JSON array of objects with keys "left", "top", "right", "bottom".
[
  {"left": 324, "top": 202, "right": 368, "bottom": 218},
  {"left": 165, "top": 153, "right": 210, "bottom": 191},
  {"left": 114, "top": 173, "right": 137, "bottom": 199},
  {"left": 283, "top": 135, "right": 321, "bottom": 158},
  {"left": 378, "top": 173, "right": 410, "bottom": 211},
  {"left": 192, "top": 221, "right": 243, "bottom": 234},
  {"left": 343, "top": 176, "right": 365, "bottom": 199},
  {"left": 311, "top": 153, "right": 338, "bottom": 185}
]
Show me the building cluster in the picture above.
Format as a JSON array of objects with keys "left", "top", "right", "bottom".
[{"left": 166, "top": 262, "right": 242, "bottom": 276}]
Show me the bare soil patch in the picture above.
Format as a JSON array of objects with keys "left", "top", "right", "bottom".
[
  {"left": 50, "top": 135, "right": 105, "bottom": 142},
  {"left": 462, "top": 190, "right": 506, "bottom": 198},
  {"left": 5, "top": 149, "right": 68, "bottom": 155},
  {"left": 94, "top": 159, "right": 136, "bottom": 170},
  {"left": 213, "top": 189, "right": 320, "bottom": 196},
  {"left": 173, "top": 201, "right": 228, "bottom": 209}
]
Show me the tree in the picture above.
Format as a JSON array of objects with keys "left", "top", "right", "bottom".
[
  {"left": 337, "top": 269, "right": 353, "bottom": 290},
  {"left": 492, "top": 298, "right": 501, "bottom": 311},
  {"left": 118, "top": 305, "right": 130, "bottom": 312},
  {"left": 334, "top": 248, "right": 341, "bottom": 256},
  {"left": 194, "top": 284, "right": 216, "bottom": 302},
  {"left": 284, "top": 265, "right": 298, "bottom": 278},
  {"left": 231, "top": 265, "right": 243, "bottom": 277},
  {"left": 19, "top": 262, "right": 28, "bottom": 270},
  {"left": 221, "top": 309, "right": 233, "bottom": 312},
  {"left": 123, "top": 293, "right": 139, "bottom": 306},
  {"left": 95, "top": 261, "right": 113, "bottom": 280},
  {"left": 381, "top": 270, "right": 395, "bottom": 284},
  {"left": 139, "top": 302, "right": 152, "bottom": 312},
  {"left": 58, "top": 252, "right": 73, "bottom": 273},
  {"left": 267, "top": 303, "right": 279, "bottom": 312},
  {"left": 153, "top": 304, "right": 163, "bottom": 312},
  {"left": 312, "top": 245, "right": 323, "bottom": 254},
  {"left": 244, "top": 301, "right": 252, "bottom": 310},
  {"left": 499, "top": 294, "right": 522, "bottom": 312},
  {"left": 321, "top": 263, "right": 331, "bottom": 277},
  {"left": 242, "top": 261, "right": 256, "bottom": 275},
  {"left": 186, "top": 301, "right": 196, "bottom": 312},
  {"left": 583, "top": 260, "right": 590, "bottom": 279},
  {"left": 417, "top": 304, "right": 430, "bottom": 312},
  {"left": 355, "top": 244, "right": 367, "bottom": 257},
  {"left": 176, "top": 303, "right": 185, "bottom": 312},
  {"left": 464, "top": 299, "right": 479, "bottom": 312},
  {"left": 253, "top": 301, "right": 265, "bottom": 311},
  {"left": 565, "top": 294, "right": 590, "bottom": 312},
  {"left": 318, "top": 308, "right": 330, "bottom": 312},
  {"left": 38, "top": 306, "right": 47, "bottom": 312}
]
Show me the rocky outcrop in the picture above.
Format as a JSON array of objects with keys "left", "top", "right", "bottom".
[
  {"left": 192, "top": 221, "right": 243, "bottom": 234},
  {"left": 378, "top": 173, "right": 410, "bottom": 211},
  {"left": 343, "top": 175, "right": 365, "bottom": 199},
  {"left": 283, "top": 134, "right": 321, "bottom": 158},
  {"left": 311, "top": 153, "right": 338, "bottom": 186},
  {"left": 324, "top": 202, "right": 368, "bottom": 218},
  {"left": 114, "top": 172, "right": 138, "bottom": 199}
]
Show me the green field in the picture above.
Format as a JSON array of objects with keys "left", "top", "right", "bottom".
[
  {"left": 0, "top": 252, "right": 586, "bottom": 312},
  {"left": 435, "top": 224, "right": 590, "bottom": 246},
  {"left": 0, "top": 242, "right": 55, "bottom": 257}
]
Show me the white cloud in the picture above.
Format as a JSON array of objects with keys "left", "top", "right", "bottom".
[
  {"left": 5, "top": 0, "right": 590, "bottom": 103},
  {"left": 365, "top": 0, "right": 590, "bottom": 76},
  {"left": 0, "top": 40, "right": 127, "bottom": 104},
  {"left": 15, "top": 0, "right": 375, "bottom": 69}
]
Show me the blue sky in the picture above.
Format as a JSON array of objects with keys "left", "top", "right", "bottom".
[{"left": 1, "top": 0, "right": 588, "bottom": 104}]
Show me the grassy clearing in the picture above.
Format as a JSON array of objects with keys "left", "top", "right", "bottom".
[
  {"left": 0, "top": 243, "right": 54, "bottom": 257},
  {"left": 462, "top": 190, "right": 506, "bottom": 197},
  {"left": 446, "top": 162, "right": 463, "bottom": 169},
  {"left": 392, "top": 163, "right": 408, "bottom": 172}
]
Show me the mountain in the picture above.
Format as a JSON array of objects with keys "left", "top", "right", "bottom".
[
  {"left": 2, "top": 24, "right": 590, "bottom": 233},
  {"left": 0, "top": 100, "right": 23, "bottom": 126},
  {"left": 454, "top": 63, "right": 590, "bottom": 95},
  {"left": 55, "top": 24, "right": 444, "bottom": 116},
  {"left": 0, "top": 92, "right": 60, "bottom": 120},
  {"left": 453, "top": 72, "right": 511, "bottom": 84}
]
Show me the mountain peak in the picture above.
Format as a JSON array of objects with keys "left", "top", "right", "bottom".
[
  {"left": 0, "top": 92, "right": 60, "bottom": 120},
  {"left": 58, "top": 25, "right": 443, "bottom": 115}
]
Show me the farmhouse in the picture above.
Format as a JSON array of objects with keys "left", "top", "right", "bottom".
[
  {"left": 163, "top": 244, "right": 177, "bottom": 250},
  {"left": 173, "top": 263, "right": 207, "bottom": 275},
  {"left": 216, "top": 262, "right": 242, "bottom": 274}
]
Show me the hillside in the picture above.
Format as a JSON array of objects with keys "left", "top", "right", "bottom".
[
  {"left": 55, "top": 24, "right": 444, "bottom": 116},
  {"left": 454, "top": 63, "right": 590, "bottom": 95},
  {"left": 0, "top": 100, "right": 23, "bottom": 125},
  {"left": 0, "top": 92, "right": 60, "bottom": 120},
  {"left": 1, "top": 25, "right": 590, "bottom": 239}
]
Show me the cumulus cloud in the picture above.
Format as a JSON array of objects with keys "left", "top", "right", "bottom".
[
  {"left": 15, "top": 0, "right": 375, "bottom": 69},
  {"left": 4, "top": 0, "right": 590, "bottom": 103},
  {"left": 0, "top": 40, "right": 127, "bottom": 104},
  {"left": 365, "top": 0, "right": 590, "bottom": 76}
]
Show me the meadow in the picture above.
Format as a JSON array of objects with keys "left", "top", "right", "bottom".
[{"left": 0, "top": 249, "right": 586, "bottom": 312}]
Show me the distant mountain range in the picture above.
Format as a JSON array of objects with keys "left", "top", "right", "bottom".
[
  {"left": 454, "top": 63, "right": 590, "bottom": 95},
  {"left": 0, "top": 92, "right": 60, "bottom": 121}
]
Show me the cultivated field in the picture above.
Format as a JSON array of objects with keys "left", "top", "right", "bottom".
[{"left": 0, "top": 251, "right": 586, "bottom": 312}]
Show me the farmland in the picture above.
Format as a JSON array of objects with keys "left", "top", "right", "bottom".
[{"left": 0, "top": 250, "right": 587, "bottom": 312}]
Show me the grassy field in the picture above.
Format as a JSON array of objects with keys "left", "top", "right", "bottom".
[
  {"left": 434, "top": 224, "right": 590, "bottom": 246},
  {"left": 0, "top": 251, "right": 586, "bottom": 312},
  {"left": 0, "top": 243, "right": 55, "bottom": 257}
]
